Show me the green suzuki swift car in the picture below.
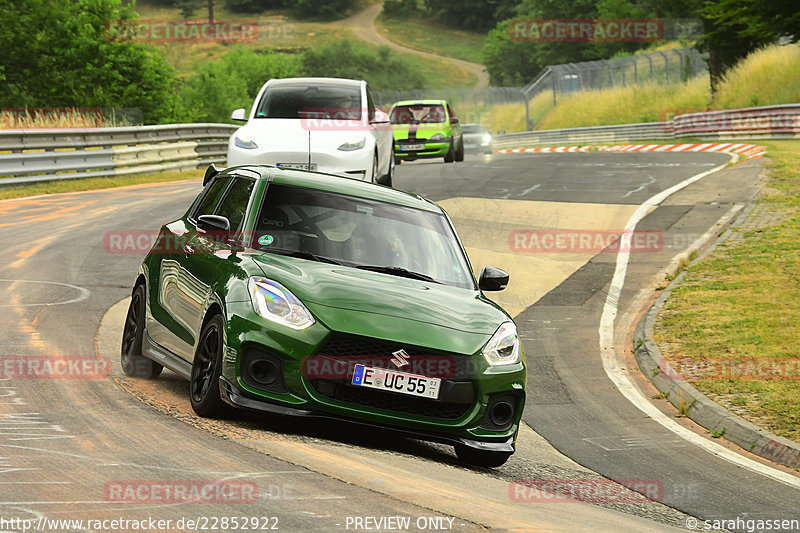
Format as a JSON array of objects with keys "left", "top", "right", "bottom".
[
  {"left": 121, "top": 164, "right": 525, "bottom": 467},
  {"left": 390, "top": 100, "right": 465, "bottom": 163}
]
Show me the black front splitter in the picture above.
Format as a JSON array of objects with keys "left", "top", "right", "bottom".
[{"left": 218, "top": 376, "right": 515, "bottom": 453}]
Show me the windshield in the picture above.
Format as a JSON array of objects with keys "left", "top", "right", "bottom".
[
  {"left": 252, "top": 184, "right": 475, "bottom": 289},
  {"left": 462, "top": 125, "right": 486, "bottom": 134},
  {"left": 390, "top": 104, "right": 446, "bottom": 125},
  {"left": 255, "top": 84, "right": 362, "bottom": 120}
]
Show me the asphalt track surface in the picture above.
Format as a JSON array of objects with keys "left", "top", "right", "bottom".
[{"left": 0, "top": 151, "right": 797, "bottom": 532}]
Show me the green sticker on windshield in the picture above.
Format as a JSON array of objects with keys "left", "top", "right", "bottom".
[{"left": 258, "top": 235, "right": 274, "bottom": 246}]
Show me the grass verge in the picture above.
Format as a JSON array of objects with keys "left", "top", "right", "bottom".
[
  {"left": 375, "top": 14, "right": 486, "bottom": 63},
  {"left": 654, "top": 140, "right": 800, "bottom": 441},
  {"left": 0, "top": 170, "right": 199, "bottom": 201}
]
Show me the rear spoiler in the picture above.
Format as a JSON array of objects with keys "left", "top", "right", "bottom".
[{"left": 203, "top": 164, "right": 221, "bottom": 186}]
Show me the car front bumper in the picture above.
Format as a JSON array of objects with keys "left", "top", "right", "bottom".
[
  {"left": 220, "top": 304, "right": 527, "bottom": 448},
  {"left": 227, "top": 146, "right": 371, "bottom": 180},
  {"left": 394, "top": 141, "right": 450, "bottom": 159}
]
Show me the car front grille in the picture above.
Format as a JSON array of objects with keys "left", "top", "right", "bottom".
[{"left": 308, "top": 334, "right": 475, "bottom": 421}]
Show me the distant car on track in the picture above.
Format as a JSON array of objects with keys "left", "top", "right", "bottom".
[
  {"left": 390, "top": 99, "right": 464, "bottom": 163},
  {"left": 227, "top": 77, "right": 394, "bottom": 187},
  {"left": 461, "top": 123, "right": 493, "bottom": 154},
  {"left": 121, "top": 164, "right": 526, "bottom": 467}
]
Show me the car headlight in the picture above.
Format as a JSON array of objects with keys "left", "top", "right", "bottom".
[
  {"left": 248, "top": 276, "right": 315, "bottom": 330},
  {"left": 429, "top": 133, "right": 445, "bottom": 142},
  {"left": 234, "top": 135, "right": 258, "bottom": 149},
  {"left": 482, "top": 134, "right": 492, "bottom": 144},
  {"left": 338, "top": 137, "right": 366, "bottom": 151},
  {"left": 482, "top": 322, "right": 520, "bottom": 366}
]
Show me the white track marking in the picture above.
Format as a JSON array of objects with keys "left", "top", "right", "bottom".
[
  {"left": 0, "top": 279, "right": 89, "bottom": 307},
  {"left": 598, "top": 153, "right": 800, "bottom": 490}
]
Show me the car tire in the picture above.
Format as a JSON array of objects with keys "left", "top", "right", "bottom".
[
  {"left": 190, "top": 314, "right": 229, "bottom": 418},
  {"left": 454, "top": 443, "right": 512, "bottom": 468},
  {"left": 455, "top": 136, "right": 465, "bottom": 162},
  {"left": 444, "top": 140, "right": 455, "bottom": 163},
  {"left": 377, "top": 149, "right": 394, "bottom": 187},
  {"left": 121, "top": 284, "right": 163, "bottom": 379},
  {"left": 394, "top": 157, "right": 401, "bottom": 165}
]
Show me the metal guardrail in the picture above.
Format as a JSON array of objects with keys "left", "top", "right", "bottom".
[
  {"left": 0, "top": 124, "right": 239, "bottom": 186},
  {"left": 522, "top": 47, "right": 706, "bottom": 130},
  {"left": 494, "top": 104, "right": 800, "bottom": 149},
  {"left": 493, "top": 122, "right": 670, "bottom": 149},
  {"left": 2, "top": 105, "right": 798, "bottom": 186}
]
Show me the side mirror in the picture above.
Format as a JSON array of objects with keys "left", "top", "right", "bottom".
[
  {"left": 449, "top": 117, "right": 459, "bottom": 125},
  {"left": 197, "top": 214, "right": 230, "bottom": 234},
  {"left": 371, "top": 109, "right": 391, "bottom": 126},
  {"left": 478, "top": 266, "right": 509, "bottom": 291},
  {"left": 231, "top": 108, "right": 247, "bottom": 122}
]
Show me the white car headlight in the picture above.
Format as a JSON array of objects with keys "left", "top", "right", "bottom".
[
  {"left": 235, "top": 135, "right": 258, "bottom": 149},
  {"left": 429, "top": 133, "right": 445, "bottom": 141},
  {"left": 482, "top": 322, "right": 520, "bottom": 366},
  {"left": 482, "top": 134, "right": 492, "bottom": 143},
  {"left": 248, "top": 276, "right": 315, "bottom": 330},
  {"left": 338, "top": 137, "right": 366, "bottom": 151}
]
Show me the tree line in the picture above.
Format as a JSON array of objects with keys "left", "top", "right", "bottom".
[
  {"left": 0, "top": 0, "right": 420, "bottom": 124},
  {"left": 387, "top": 0, "right": 799, "bottom": 87}
]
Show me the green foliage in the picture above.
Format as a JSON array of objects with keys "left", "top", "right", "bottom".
[
  {"left": 302, "top": 40, "right": 426, "bottom": 90},
  {"left": 422, "top": 0, "right": 517, "bottom": 32},
  {"left": 225, "top": 0, "right": 286, "bottom": 13},
  {"left": 482, "top": 0, "right": 602, "bottom": 85},
  {"left": 698, "top": 0, "right": 800, "bottom": 84},
  {"left": 0, "top": 0, "right": 177, "bottom": 124},
  {"left": 292, "top": 0, "right": 356, "bottom": 20},
  {"left": 176, "top": 47, "right": 302, "bottom": 123},
  {"left": 382, "top": 0, "right": 419, "bottom": 19}
]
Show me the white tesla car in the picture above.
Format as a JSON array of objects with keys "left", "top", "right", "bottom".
[{"left": 227, "top": 77, "right": 395, "bottom": 186}]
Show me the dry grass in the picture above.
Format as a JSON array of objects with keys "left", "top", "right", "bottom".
[
  {"left": 1, "top": 108, "right": 105, "bottom": 129},
  {"left": 0, "top": 170, "right": 198, "bottom": 200},
  {"left": 713, "top": 43, "right": 800, "bottom": 109},
  {"left": 535, "top": 76, "right": 711, "bottom": 130}
]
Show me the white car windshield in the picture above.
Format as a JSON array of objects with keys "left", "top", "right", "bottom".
[
  {"left": 255, "top": 84, "right": 362, "bottom": 120},
  {"left": 252, "top": 184, "right": 475, "bottom": 289}
]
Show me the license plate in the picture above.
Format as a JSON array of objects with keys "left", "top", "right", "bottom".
[
  {"left": 401, "top": 143, "right": 425, "bottom": 151},
  {"left": 351, "top": 364, "right": 441, "bottom": 400},
  {"left": 277, "top": 162, "right": 317, "bottom": 170}
]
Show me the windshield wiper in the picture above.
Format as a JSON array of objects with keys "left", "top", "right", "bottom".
[
  {"left": 266, "top": 248, "right": 341, "bottom": 265},
  {"left": 355, "top": 265, "right": 440, "bottom": 283}
]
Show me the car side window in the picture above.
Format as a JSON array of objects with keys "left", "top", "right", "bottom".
[
  {"left": 192, "top": 177, "right": 230, "bottom": 220},
  {"left": 214, "top": 177, "right": 256, "bottom": 234},
  {"left": 447, "top": 104, "right": 456, "bottom": 121}
]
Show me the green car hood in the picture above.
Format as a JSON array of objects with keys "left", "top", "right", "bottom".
[
  {"left": 392, "top": 124, "right": 450, "bottom": 141},
  {"left": 249, "top": 254, "right": 509, "bottom": 343}
]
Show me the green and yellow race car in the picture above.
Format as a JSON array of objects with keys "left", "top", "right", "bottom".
[{"left": 390, "top": 100, "right": 465, "bottom": 163}]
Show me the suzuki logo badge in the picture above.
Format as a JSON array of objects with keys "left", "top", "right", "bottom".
[{"left": 391, "top": 349, "right": 411, "bottom": 369}]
